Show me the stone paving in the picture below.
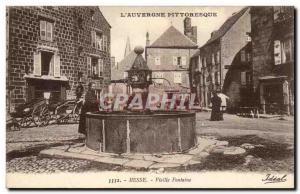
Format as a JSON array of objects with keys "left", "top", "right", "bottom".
[{"left": 39, "top": 137, "right": 246, "bottom": 170}]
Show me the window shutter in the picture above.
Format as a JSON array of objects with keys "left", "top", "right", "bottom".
[
  {"left": 274, "top": 40, "right": 281, "bottom": 65},
  {"left": 173, "top": 56, "right": 177, "bottom": 66},
  {"left": 217, "top": 51, "right": 220, "bottom": 63},
  {"left": 49, "top": 56, "right": 54, "bottom": 76},
  {"left": 98, "top": 59, "right": 103, "bottom": 77},
  {"left": 211, "top": 54, "right": 215, "bottom": 65},
  {"left": 54, "top": 55, "right": 61, "bottom": 77},
  {"left": 33, "top": 52, "right": 41, "bottom": 76},
  {"left": 199, "top": 56, "right": 202, "bottom": 70},
  {"left": 46, "top": 22, "right": 53, "bottom": 41},
  {"left": 155, "top": 57, "right": 160, "bottom": 66},
  {"left": 241, "top": 72, "right": 246, "bottom": 85},
  {"left": 174, "top": 72, "right": 182, "bottom": 84},
  {"left": 40, "top": 21, "right": 46, "bottom": 40},
  {"left": 216, "top": 71, "right": 220, "bottom": 84},
  {"left": 91, "top": 31, "right": 95, "bottom": 47},
  {"left": 87, "top": 57, "right": 91, "bottom": 76},
  {"left": 182, "top": 56, "right": 186, "bottom": 66}
]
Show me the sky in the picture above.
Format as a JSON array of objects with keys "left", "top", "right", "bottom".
[{"left": 100, "top": 6, "right": 244, "bottom": 63}]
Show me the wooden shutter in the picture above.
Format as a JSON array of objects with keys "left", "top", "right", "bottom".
[
  {"left": 46, "top": 22, "right": 53, "bottom": 41},
  {"left": 98, "top": 59, "right": 103, "bottom": 77},
  {"left": 198, "top": 56, "right": 202, "bottom": 69},
  {"left": 91, "top": 31, "right": 95, "bottom": 47},
  {"left": 40, "top": 21, "right": 46, "bottom": 40},
  {"left": 49, "top": 56, "right": 54, "bottom": 76},
  {"left": 274, "top": 40, "right": 281, "bottom": 65},
  {"left": 87, "top": 57, "right": 91, "bottom": 76},
  {"left": 174, "top": 72, "right": 182, "bottom": 84},
  {"left": 155, "top": 57, "right": 160, "bottom": 66},
  {"left": 217, "top": 51, "right": 220, "bottom": 63},
  {"left": 173, "top": 56, "right": 177, "bottom": 66},
  {"left": 33, "top": 52, "right": 41, "bottom": 76},
  {"left": 241, "top": 72, "right": 246, "bottom": 85},
  {"left": 54, "top": 55, "right": 61, "bottom": 77},
  {"left": 182, "top": 56, "right": 186, "bottom": 66}
]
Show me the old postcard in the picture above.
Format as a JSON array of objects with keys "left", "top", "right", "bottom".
[{"left": 6, "top": 6, "right": 295, "bottom": 189}]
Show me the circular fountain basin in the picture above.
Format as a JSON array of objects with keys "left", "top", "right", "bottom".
[{"left": 85, "top": 111, "right": 196, "bottom": 154}]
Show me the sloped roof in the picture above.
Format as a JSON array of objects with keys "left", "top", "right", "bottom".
[
  {"left": 148, "top": 26, "right": 198, "bottom": 48},
  {"left": 191, "top": 49, "right": 200, "bottom": 58},
  {"left": 111, "top": 51, "right": 137, "bottom": 80},
  {"left": 202, "top": 7, "right": 249, "bottom": 47}
]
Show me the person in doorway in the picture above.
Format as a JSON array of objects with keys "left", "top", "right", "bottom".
[
  {"left": 210, "top": 91, "right": 223, "bottom": 121},
  {"left": 78, "top": 82, "right": 99, "bottom": 135}
]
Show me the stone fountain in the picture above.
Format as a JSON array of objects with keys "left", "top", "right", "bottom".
[{"left": 85, "top": 46, "right": 196, "bottom": 154}]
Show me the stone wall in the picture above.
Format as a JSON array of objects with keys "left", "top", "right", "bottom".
[{"left": 7, "top": 6, "right": 111, "bottom": 109}]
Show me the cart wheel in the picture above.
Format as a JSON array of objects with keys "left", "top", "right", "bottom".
[
  {"left": 32, "top": 104, "right": 48, "bottom": 127},
  {"left": 19, "top": 117, "right": 31, "bottom": 128},
  {"left": 40, "top": 106, "right": 51, "bottom": 126}
]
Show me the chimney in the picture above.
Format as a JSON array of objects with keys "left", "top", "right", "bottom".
[
  {"left": 146, "top": 32, "right": 150, "bottom": 47},
  {"left": 184, "top": 17, "right": 192, "bottom": 37},
  {"left": 184, "top": 17, "right": 197, "bottom": 44}
]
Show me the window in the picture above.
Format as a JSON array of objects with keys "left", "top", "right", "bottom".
[
  {"left": 40, "top": 20, "right": 53, "bottom": 41},
  {"left": 154, "top": 57, "right": 161, "bottom": 66},
  {"left": 241, "top": 50, "right": 246, "bottom": 62},
  {"left": 177, "top": 57, "right": 181, "bottom": 66},
  {"left": 153, "top": 72, "right": 164, "bottom": 84},
  {"left": 211, "top": 53, "right": 215, "bottom": 65},
  {"left": 173, "top": 56, "right": 186, "bottom": 67},
  {"left": 33, "top": 51, "right": 60, "bottom": 77},
  {"left": 96, "top": 32, "right": 102, "bottom": 50},
  {"left": 98, "top": 59, "right": 104, "bottom": 77},
  {"left": 174, "top": 72, "right": 182, "bottom": 84},
  {"left": 241, "top": 71, "right": 246, "bottom": 85},
  {"left": 41, "top": 51, "right": 54, "bottom": 75},
  {"left": 202, "top": 57, "right": 206, "bottom": 67},
  {"left": 91, "top": 58, "right": 98, "bottom": 77},
  {"left": 274, "top": 38, "right": 293, "bottom": 65}
]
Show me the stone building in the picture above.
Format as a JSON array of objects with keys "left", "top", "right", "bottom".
[
  {"left": 146, "top": 19, "right": 198, "bottom": 96},
  {"left": 250, "top": 6, "right": 294, "bottom": 114},
  {"left": 190, "top": 7, "right": 251, "bottom": 108},
  {"left": 6, "top": 6, "right": 111, "bottom": 111}
]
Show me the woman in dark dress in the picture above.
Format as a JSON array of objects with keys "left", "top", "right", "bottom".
[
  {"left": 78, "top": 82, "right": 99, "bottom": 135},
  {"left": 210, "top": 91, "right": 223, "bottom": 121}
]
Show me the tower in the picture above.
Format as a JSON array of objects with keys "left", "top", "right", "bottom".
[{"left": 124, "top": 36, "right": 131, "bottom": 58}]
